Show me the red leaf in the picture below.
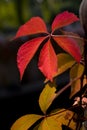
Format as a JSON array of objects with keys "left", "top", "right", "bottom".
[
  {"left": 17, "top": 37, "right": 46, "bottom": 80},
  {"left": 38, "top": 40, "right": 58, "bottom": 81},
  {"left": 52, "top": 11, "right": 79, "bottom": 32},
  {"left": 15, "top": 17, "right": 48, "bottom": 38},
  {"left": 53, "top": 36, "right": 81, "bottom": 62}
]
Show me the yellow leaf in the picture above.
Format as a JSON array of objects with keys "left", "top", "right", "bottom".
[
  {"left": 70, "top": 63, "right": 84, "bottom": 98},
  {"left": 57, "top": 53, "right": 76, "bottom": 76},
  {"left": 45, "top": 53, "right": 75, "bottom": 83},
  {"left": 38, "top": 109, "right": 76, "bottom": 130},
  {"left": 38, "top": 116, "right": 61, "bottom": 130},
  {"left": 70, "top": 79, "right": 81, "bottom": 98},
  {"left": 39, "top": 82, "right": 57, "bottom": 114},
  {"left": 11, "top": 114, "right": 43, "bottom": 130},
  {"left": 50, "top": 109, "right": 76, "bottom": 130},
  {"left": 83, "top": 75, "right": 87, "bottom": 87}
]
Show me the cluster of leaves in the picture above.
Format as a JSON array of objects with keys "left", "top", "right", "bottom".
[
  {"left": 11, "top": 81, "right": 77, "bottom": 130},
  {"left": 15, "top": 11, "right": 81, "bottom": 81},
  {"left": 11, "top": 53, "right": 85, "bottom": 130},
  {"left": 11, "top": 11, "right": 87, "bottom": 130}
]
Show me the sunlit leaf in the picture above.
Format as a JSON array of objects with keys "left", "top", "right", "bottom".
[
  {"left": 83, "top": 75, "right": 87, "bottom": 87},
  {"left": 44, "top": 53, "right": 75, "bottom": 83},
  {"left": 15, "top": 17, "right": 48, "bottom": 38},
  {"left": 56, "top": 53, "right": 75, "bottom": 76},
  {"left": 11, "top": 114, "right": 43, "bottom": 130},
  {"left": 38, "top": 116, "right": 60, "bottom": 130},
  {"left": 70, "top": 79, "right": 81, "bottom": 99},
  {"left": 50, "top": 109, "right": 76, "bottom": 130},
  {"left": 53, "top": 36, "right": 81, "bottom": 63},
  {"left": 39, "top": 82, "right": 57, "bottom": 114},
  {"left": 52, "top": 11, "right": 79, "bottom": 32},
  {"left": 38, "top": 109, "right": 76, "bottom": 130},
  {"left": 15, "top": 11, "right": 81, "bottom": 81},
  {"left": 38, "top": 40, "right": 58, "bottom": 81},
  {"left": 60, "top": 30, "right": 84, "bottom": 55},
  {"left": 70, "top": 63, "right": 84, "bottom": 98},
  {"left": 17, "top": 37, "right": 46, "bottom": 80}
]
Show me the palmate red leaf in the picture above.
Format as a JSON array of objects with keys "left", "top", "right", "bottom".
[
  {"left": 38, "top": 40, "right": 58, "bottom": 81},
  {"left": 17, "top": 37, "right": 46, "bottom": 80},
  {"left": 15, "top": 17, "right": 48, "bottom": 39},
  {"left": 53, "top": 36, "right": 81, "bottom": 62},
  {"left": 52, "top": 11, "right": 79, "bottom": 32}
]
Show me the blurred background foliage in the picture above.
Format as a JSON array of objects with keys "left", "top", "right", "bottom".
[{"left": 0, "top": 0, "right": 82, "bottom": 33}]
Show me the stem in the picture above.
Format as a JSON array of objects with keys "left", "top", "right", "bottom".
[
  {"left": 67, "top": 113, "right": 75, "bottom": 127},
  {"left": 47, "top": 104, "right": 79, "bottom": 117},
  {"left": 54, "top": 76, "right": 81, "bottom": 100}
]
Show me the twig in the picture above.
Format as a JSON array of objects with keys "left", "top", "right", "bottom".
[{"left": 54, "top": 76, "right": 81, "bottom": 100}]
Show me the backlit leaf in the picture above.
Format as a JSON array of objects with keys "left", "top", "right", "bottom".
[
  {"left": 53, "top": 36, "right": 81, "bottom": 63},
  {"left": 56, "top": 53, "right": 75, "bottom": 76},
  {"left": 52, "top": 11, "right": 79, "bottom": 32},
  {"left": 70, "top": 63, "right": 84, "bottom": 98},
  {"left": 17, "top": 37, "right": 46, "bottom": 80},
  {"left": 39, "top": 82, "right": 57, "bottom": 114},
  {"left": 38, "top": 40, "right": 58, "bottom": 81},
  {"left": 38, "top": 109, "right": 76, "bottom": 130},
  {"left": 11, "top": 114, "right": 43, "bottom": 130},
  {"left": 15, "top": 17, "right": 48, "bottom": 38},
  {"left": 83, "top": 75, "right": 87, "bottom": 87},
  {"left": 38, "top": 117, "right": 60, "bottom": 130},
  {"left": 70, "top": 79, "right": 81, "bottom": 99},
  {"left": 44, "top": 53, "right": 75, "bottom": 83},
  {"left": 50, "top": 109, "right": 76, "bottom": 130},
  {"left": 61, "top": 30, "right": 84, "bottom": 55}
]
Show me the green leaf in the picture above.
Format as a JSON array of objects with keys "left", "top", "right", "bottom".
[
  {"left": 39, "top": 82, "right": 57, "bottom": 114},
  {"left": 70, "top": 63, "right": 84, "bottom": 98},
  {"left": 11, "top": 114, "right": 43, "bottom": 130},
  {"left": 38, "top": 109, "right": 76, "bottom": 130}
]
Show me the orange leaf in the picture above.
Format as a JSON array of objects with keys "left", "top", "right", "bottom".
[
  {"left": 17, "top": 37, "right": 46, "bottom": 80},
  {"left": 38, "top": 40, "right": 58, "bottom": 81},
  {"left": 53, "top": 36, "right": 81, "bottom": 62},
  {"left": 52, "top": 11, "right": 79, "bottom": 32},
  {"left": 15, "top": 17, "right": 48, "bottom": 38}
]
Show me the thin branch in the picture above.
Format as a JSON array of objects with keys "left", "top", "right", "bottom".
[
  {"left": 54, "top": 76, "right": 81, "bottom": 100},
  {"left": 47, "top": 104, "right": 79, "bottom": 117}
]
